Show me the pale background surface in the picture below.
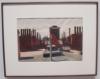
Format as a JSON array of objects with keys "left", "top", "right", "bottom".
[{"left": 0, "top": 0, "right": 99, "bottom": 79}]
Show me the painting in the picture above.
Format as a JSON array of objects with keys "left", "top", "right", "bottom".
[{"left": 17, "top": 18, "right": 83, "bottom": 62}]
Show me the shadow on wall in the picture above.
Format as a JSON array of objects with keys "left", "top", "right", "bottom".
[{"left": 7, "top": 76, "right": 95, "bottom": 79}]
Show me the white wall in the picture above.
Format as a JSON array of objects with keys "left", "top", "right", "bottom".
[{"left": 0, "top": 0, "right": 99, "bottom": 79}]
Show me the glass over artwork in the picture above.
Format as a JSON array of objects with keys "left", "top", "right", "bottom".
[{"left": 17, "top": 18, "right": 83, "bottom": 62}]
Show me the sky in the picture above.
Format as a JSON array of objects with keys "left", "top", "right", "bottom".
[{"left": 17, "top": 18, "right": 82, "bottom": 38}]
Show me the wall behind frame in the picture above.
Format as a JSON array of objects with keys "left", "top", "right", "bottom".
[{"left": 0, "top": 0, "right": 99, "bottom": 79}]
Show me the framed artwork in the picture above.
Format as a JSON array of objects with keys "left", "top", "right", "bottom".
[{"left": 1, "top": 2, "right": 98, "bottom": 76}]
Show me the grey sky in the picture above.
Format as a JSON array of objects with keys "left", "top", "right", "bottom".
[{"left": 17, "top": 18, "right": 82, "bottom": 38}]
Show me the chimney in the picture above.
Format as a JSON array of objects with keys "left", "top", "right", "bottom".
[
  {"left": 26, "top": 29, "right": 27, "bottom": 36},
  {"left": 82, "top": 27, "right": 83, "bottom": 33},
  {"left": 29, "top": 29, "right": 31, "bottom": 36},
  {"left": 74, "top": 26, "right": 77, "bottom": 34},
  {"left": 32, "top": 29, "right": 34, "bottom": 36},
  {"left": 34, "top": 29, "right": 36, "bottom": 37},
  {"left": 79, "top": 27, "right": 81, "bottom": 33},
  {"left": 27, "top": 29, "right": 29, "bottom": 36},
  {"left": 76, "top": 26, "right": 79, "bottom": 34},
  {"left": 36, "top": 32, "right": 39, "bottom": 39},
  {"left": 23, "top": 29, "right": 25, "bottom": 36},
  {"left": 24, "top": 29, "right": 26, "bottom": 36},
  {"left": 17, "top": 29, "right": 20, "bottom": 36},
  {"left": 69, "top": 28, "right": 71, "bottom": 36},
  {"left": 38, "top": 33, "right": 41, "bottom": 40}
]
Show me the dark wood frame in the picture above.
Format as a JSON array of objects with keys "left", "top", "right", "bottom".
[{"left": 1, "top": 2, "right": 98, "bottom": 77}]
